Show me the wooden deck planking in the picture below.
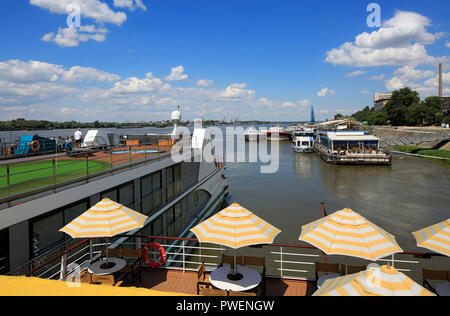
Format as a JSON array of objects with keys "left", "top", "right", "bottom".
[{"left": 137, "top": 268, "right": 316, "bottom": 296}]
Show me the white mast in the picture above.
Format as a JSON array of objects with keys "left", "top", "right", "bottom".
[{"left": 171, "top": 106, "right": 181, "bottom": 139}]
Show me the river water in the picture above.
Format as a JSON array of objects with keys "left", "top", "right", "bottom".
[
  {"left": 224, "top": 141, "right": 449, "bottom": 253},
  {"left": 1, "top": 127, "right": 449, "bottom": 253}
]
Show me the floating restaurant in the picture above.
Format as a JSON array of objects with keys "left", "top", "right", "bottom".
[{"left": 315, "top": 119, "right": 392, "bottom": 165}]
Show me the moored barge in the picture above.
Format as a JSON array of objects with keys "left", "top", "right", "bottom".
[{"left": 315, "top": 120, "right": 392, "bottom": 165}]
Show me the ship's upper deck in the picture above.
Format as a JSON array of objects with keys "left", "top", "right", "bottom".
[
  {"left": 7, "top": 234, "right": 449, "bottom": 297},
  {"left": 0, "top": 137, "right": 190, "bottom": 208}
]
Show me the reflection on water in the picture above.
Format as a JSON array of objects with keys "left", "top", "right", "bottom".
[
  {"left": 225, "top": 142, "right": 449, "bottom": 253},
  {"left": 293, "top": 153, "right": 314, "bottom": 180}
]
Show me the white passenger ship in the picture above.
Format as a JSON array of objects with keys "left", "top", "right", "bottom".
[
  {"left": 292, "top": 128, "right": 315, "bottom": 153},
  {"left": 0, "top": 109, "right": 228, "bottom": 275}
]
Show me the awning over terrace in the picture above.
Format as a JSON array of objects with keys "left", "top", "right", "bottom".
[{"left": 0, "top": 275, "right": 194, "bottom": 296}]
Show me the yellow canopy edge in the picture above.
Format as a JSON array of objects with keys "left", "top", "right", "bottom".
[{"left": 0, "top": 276, "right": 195, "bottom": 297}]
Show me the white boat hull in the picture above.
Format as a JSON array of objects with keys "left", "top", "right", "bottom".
[{"left": 293, "top": 147, "right": 314, "bottom": 153}]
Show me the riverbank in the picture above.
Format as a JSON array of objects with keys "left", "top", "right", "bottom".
[{"left": 393, "top": 145, "right": 450, "bottom": 166}]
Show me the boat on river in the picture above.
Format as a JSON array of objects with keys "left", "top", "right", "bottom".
[
  {"left": 292, "top": 128, "right": 315, "bottom": 153},
  {"left": 267, "top": 126, "right": 291, "bottom": 142}
]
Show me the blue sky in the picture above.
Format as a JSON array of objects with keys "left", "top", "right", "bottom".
[{"left": 0, "top": 0, "right": 449, "bottom": 122}]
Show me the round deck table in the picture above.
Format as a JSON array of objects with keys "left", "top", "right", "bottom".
[
  {"left": 88, "top": 258, "right": 127, "bottom": 276},
  {"left": 209, "top": 265, "right": 262, "bottom": 292},
  {"left": 436, "top": 282, "right": 450, "bottom": 296}
]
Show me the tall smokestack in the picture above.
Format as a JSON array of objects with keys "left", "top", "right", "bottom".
[{"left": 439, "top": 63, "right": 443, "bottom": 98}]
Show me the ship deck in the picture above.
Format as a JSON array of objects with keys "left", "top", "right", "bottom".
[
  {"left": 136, "top": 268, "right": 316, "bottom": 296},
  {"left": 0, "top": 143, "right": 173, "bottom": 204}
]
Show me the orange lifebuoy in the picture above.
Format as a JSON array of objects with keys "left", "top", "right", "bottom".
[
  {"left": 142, "top": 243, "right": 166, "bottom": 268},
  {"left": 30, "top": 140, "right": 40, "bottom": 152}
]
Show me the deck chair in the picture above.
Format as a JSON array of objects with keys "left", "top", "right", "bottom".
[
  {"left": 200, "top": 288, "right": 229, "bottom": 296},
  {"left": 345, "top": 265, "right": 367, "bottom": 275},
  {"left": 120, "top": 257, "right": 142, "bottom": 285},
  {"left": 120, "top": 249, "right": 143, "bottom": 284},
  {"left": 101, "top": 248, "right": 122, "bottom": 258},
  {"left": 422, "top": 269, "right": 450, "bottom": 294},
  {"left": 314, "top": 262, "right": 341, "bottom": 288},
  {"left": 79, "top": 270, "right": 93, "bottom": 284},
  {"left": 120, "top": 248, "right": 142, "bottom": 258},
  {"left": 91, "top": 274, "right": 116, "bottom": 286},
  {"left": 196, "top": 263, "right": 212, "bottom": 295},
  {"left": 243, "top": 256, "right": 266, "bottom": 295},
  {"left": 229, "top": 291, "right": 257, "bottom": 297},
  {"left": 220, "top": 254, "right": 243, "bottom": 269}
]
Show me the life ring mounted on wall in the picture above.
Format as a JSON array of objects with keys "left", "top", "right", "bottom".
[
  {"left": 30, "top": 140, "right": 40, "bottom": 152},
  {"left": 142, "top": 243, "right": 166, "bottom": 268}
]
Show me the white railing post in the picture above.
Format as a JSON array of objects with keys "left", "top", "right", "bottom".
[
  {"left": 182, "top": 240, "right": 185, "bottom": 273},
  {"left": 280, "top": 246, "right": 283, "bottom": 279},
  {"left": 136, "top": 237, "right": 142, "bottom": 250},
  {"left": 89, "top": 240, "right": 93, "bottom": 262},
  {"left": 60, "top": 253, "right": 68, "bottom": 281},
  {"left": 392, "top": 254, "right": 395, "bottom": 268}
]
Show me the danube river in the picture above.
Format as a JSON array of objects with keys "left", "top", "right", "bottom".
[{"left": 224, "top": 141, "right": 449, "bottom": 253}]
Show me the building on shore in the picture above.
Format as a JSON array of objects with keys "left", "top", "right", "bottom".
[
  {"left": 443, "top": 97, "right": 450, "bottom": 115},
  {"left": 374, "top": 93, "right": 392, "bottom": 111}
]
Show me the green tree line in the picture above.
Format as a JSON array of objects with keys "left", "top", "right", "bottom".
[
  {"left": 0, "top": 119, "right": 178, "bottom": 131},
  {"left": 335, "top": 87, "right": 450, "bottom": 126}
]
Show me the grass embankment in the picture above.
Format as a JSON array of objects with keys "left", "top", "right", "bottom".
[
  {"left": 0, "top": 159, "right": 110, "bottom": 198},
  {"left": 393, "top": 145, "right": 450, "bottom": 166}
]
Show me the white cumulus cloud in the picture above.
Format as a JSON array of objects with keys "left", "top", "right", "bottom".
[
  {"left": 220, "top": 83, "right": 255, "bottom": 99},
  {"left": 196, "top": 79, "right": 213, "bottom": 87},
  {"left": 325, "top": 11, "right": 442, "bottom": 67},
  {"left": 30, "top": 0, "right": 127, "bottom": 25},
  {"left": 0, "top": 59, "right": 119, "bottom": 83},
  {"left": 345, "top": 70, "right": 366, "bottom": 78},
  {"left": 165, "top": 66, "right": 188, "bottom": 82},
  {"left": 385, "top": 66, "right": 435, "bottom": 91},
  {"left": 42, "top": 25, "right": 108, "bottom": 47},
  {"left": 317, "top": 87, "right": 336, "bottom": 97},
  {"left": 385, "top": 66, "right": 449, "bottom": 96},
  {"left": 111, "top": 72, "right": 169, "bottom": 93},
  {"left": 282, "top": 102, "right": 296, "bottom": 108},
  {"left": 61, "top": 66, "right": 120, "bottom": 82},
  {"left": 113, "top": 0, "right": 147, "bottom": 11}
]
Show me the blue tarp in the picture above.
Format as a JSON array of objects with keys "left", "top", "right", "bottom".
[{"left": 15, "top": 135, "right": 56, "bottom": 155}]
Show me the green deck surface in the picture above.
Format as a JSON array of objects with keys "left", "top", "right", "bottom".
[{"left": 0, "top": 159, "right": 110, "bottom": 198}]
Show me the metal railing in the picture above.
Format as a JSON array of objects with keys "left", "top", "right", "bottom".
[
  {"left": 7, "top": 162, "right": 225, "bottom": 274},
  {"left": 0, "top": 140, "right": 177, "bottom": 204},
  {"left": 15, "top": 235, "right": 449, "bottom": 286},
  {"left": 314, "top": 144, "right": 392, "bottom": 164},
  {"left": 0, "top": 256, "right": 7, "bottom": 273}
]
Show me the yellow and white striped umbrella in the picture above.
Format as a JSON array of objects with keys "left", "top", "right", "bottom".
[
  {"left": 313, "top": 265, "right": 435, "bottom": 296},
  {"left": 190, "top": 203, "right": 281, "bottom": 249},
  {"left": 412, "top": 219, "right": 450, "bottom": 257},
  {"left": 299, "top": 208, "right": 403, "bottom": 261},
  {"left": 60, "top": 198, "right": 148, "bottom": 238}
]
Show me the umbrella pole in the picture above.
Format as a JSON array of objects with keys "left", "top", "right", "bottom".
[
  {"left": 106, "top": 237, "right": 109, "bottom": 264},
  {"left": 234, "top": 249, "right": 236, "bottom": 275}
]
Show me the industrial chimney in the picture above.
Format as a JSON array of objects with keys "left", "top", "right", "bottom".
[{"left": 439, "top": 63, "right": 443, "bottom": 98}]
